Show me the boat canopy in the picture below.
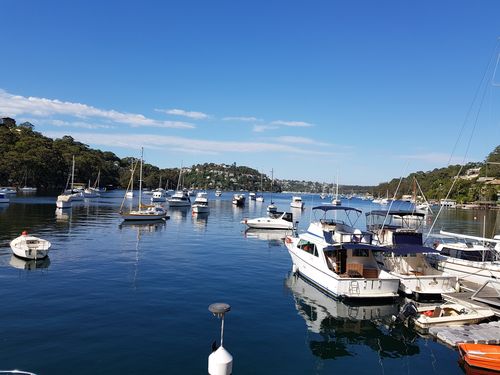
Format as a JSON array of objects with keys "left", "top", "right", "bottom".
[
  {"left": 389, "top": 244, "right": 438, "bottom": 255},
  {"left": 312, "top": 205, "right": 362, "bottom": 227},
  {"left": 313, "top": 205, "right": 362, "bottom": 214},
  {"left": 367, "top": 210, "right": 426, "bottom": 218}
]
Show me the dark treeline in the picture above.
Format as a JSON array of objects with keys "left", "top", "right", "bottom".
[
  {"left": 372, "top": 146, "right": 499, "bottom": 203},
  {"left": 0, "top": 121, "right": 182, "bottom": 190}
]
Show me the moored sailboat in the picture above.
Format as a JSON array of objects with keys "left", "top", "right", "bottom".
[{"left": 120, "top": 148, "right": 168, "bottom": 221}]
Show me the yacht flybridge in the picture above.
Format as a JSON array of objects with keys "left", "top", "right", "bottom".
[{"left": 284, "top": 205, "right": 399, "bottom": 299}]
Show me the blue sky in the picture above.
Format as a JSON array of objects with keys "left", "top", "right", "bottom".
[{"left": 1, "top": 0, "right": 499, "bottom": 185}]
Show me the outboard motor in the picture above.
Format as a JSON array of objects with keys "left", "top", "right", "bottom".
[{"left": 394, "top": 301, "right": 418, "bottom": 323}]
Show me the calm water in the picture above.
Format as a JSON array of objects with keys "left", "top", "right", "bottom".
[{"left": 0, "top": 191, "right": 498, "bottom": 374}]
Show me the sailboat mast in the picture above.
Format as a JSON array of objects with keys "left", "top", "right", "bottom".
[
  {"left": 139, "top": 148, "right": 143, "bottom": 208},
  {"left": 71, "top": 155, "right": 75, "bottom": 191}
]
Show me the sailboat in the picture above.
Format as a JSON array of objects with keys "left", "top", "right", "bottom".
[
  {"left": 256, "top": 172, "right": 264, "bottom": 202},
  {"left": 331, "top": 173, "right": 341, "bottom": 206},
  {"left": 120, "top": 148, "right": 168, "bottom": 221},
  {"left": 267, "top": 169, "right": 277, "bottom": 213},
  {"left": 83, "top": 170, "right": 103, "bottom": 198},
  {"left": 56, "top": 155, "right": 82, "bottom": 208},
  {"left": 19, "top": 169, "right": 37, "bottom": 192}
]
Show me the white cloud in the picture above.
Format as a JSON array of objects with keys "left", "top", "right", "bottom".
[
  {"left": 277, "top": 136, "right": 329, "bottom": 146},
  {"left": 45, "top": 119, "right": 116, "bottom": 130},
  {"left": 0, "top": 89, "right": 194, "bottom": 129},
  {"left": 271, "top": 120, "right": 314, "bottom": 127},
  {"left": 156, "top": 108, "right": 209, "bottom": 120},
  {"left": 253, "top": 125, "right": 278, "bottom": 133},
  {"left": 44, "top": 131, "right": 337, "bottom": 157},
  {"left": 223, "top": 116, "right": 262, "bottom": 122}
]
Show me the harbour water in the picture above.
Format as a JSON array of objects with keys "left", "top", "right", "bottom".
[{"left": 0, "top": 192, "right": 498, "bottom": 374}]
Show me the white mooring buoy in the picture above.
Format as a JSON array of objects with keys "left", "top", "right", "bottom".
[{"left": 208, "top": 302, "right": 233, "bottom": 375}]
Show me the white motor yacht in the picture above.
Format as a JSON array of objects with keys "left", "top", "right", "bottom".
[
  {"left": 10, "top": 231, "right": 51, "bottom": 260},
  {"left": 284, "top": 205, "right": 400, "bottom": 300},
  {"left": 0, "top": 192, "right": 9, "bottom": 204},
  {"left": 151, "top": 189, "right": 167, "bottom": 203},
  {"left": 56, "top": 194, "right": 72, "bottom": 209},
  {"left": 242, "top": 211, "right": 295, "bottom": 230},
  {"left": 426, "top": 230, "right": 500, "bottom": 287},
  {"left": 192, "top": 192, "right": 209, "bottom": 213},
  {"left": 215, "top": 189, "right": 222, "bottom": 197},
  {"left": 168, "top": 190, "right": 191, "bottom": 207},
  {"left": 365, "top": 210, "right": 458, "bottom": 297},
  {"left": 290, "top": 196, "right": 304, "bottom": 209}
]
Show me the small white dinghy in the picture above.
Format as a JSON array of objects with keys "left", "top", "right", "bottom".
[{"left": 10, "top": 231, "right": 51, "bottom": 260}]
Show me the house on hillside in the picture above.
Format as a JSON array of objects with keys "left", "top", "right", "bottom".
[{"left": 0, "top": 117, "right": 16, "bottom": 128}]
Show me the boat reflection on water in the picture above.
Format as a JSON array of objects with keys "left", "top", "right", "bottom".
[
  {"left": 192, "top": 212, "right": 209, "bottom": 232},
  {"left": 55, "top": 207, "right": 71, "bottom": 221},
  {"left": 118, "top": 219, "right": 166, "bottom": 232},
  {"left": 244, "top": 228, "right": 291, "bottom": 247},
  {"left": 9, "top": 254, "right": 51, "bottom": 270},
  {"left": 169, "top": 206, "right": 190, "bottom": 221},
  {"left": 285, "top": 273, "right": 420, "bottom": 359}
]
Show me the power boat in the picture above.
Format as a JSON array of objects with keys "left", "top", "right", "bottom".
[
  {"left": 151, "top": 189, "right": 167, "bottom": 203},
  {"left": 215, "top": 189, "right": 222, "bottom": 197},
  {"left": 427, "top": 230, "right": 500, "bottom": 287},
  {"left": 290, "top": 196, "right": 304, "bottom": 209},
  {"left": 56, "top": 193, "right": 72, "bottom": 209},
  {"left": 10, "top": 231, "right": 51, "bottom": 260},
  {"left": 366, "top": 210, "right": 458, "bottom": 297},
  {"left": 400, "top": 300, "right": 495, "bottom": 333},
  {"left": 267, "top": 202, "right": 277, "bottom": 213},
  {"left": 241, "top": 211, "right": 295, "bottom": 230},
  {"left": 168, "top": 190, "right": 191, "bottom": 207},
  {"left": 0, "top": 192, "right": 9, "bottom": 204},
  {"left": 284, "top": 205, "right": 400, "bottom": 299},
  {"left": 192, "top": 192, "right": 209, "bottom": 213},
  {"left": 120, "top": 148, "right": 168, "bottom": 221},
  {"left": 458, "top": 343, "right": 500, "bottom": 373},
  {"left": 0, "top": 187, "right": 17, "bottom": 194},
  {"left": 232, "top": 194, "right": 245, "bottom": 206},
  {"left": 249, "top": 192, "right": 256, "bottom": 201}
]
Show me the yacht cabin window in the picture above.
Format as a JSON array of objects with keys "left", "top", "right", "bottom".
[{"left": 298, "top": 240, "right": 318, "bottom": 257}]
